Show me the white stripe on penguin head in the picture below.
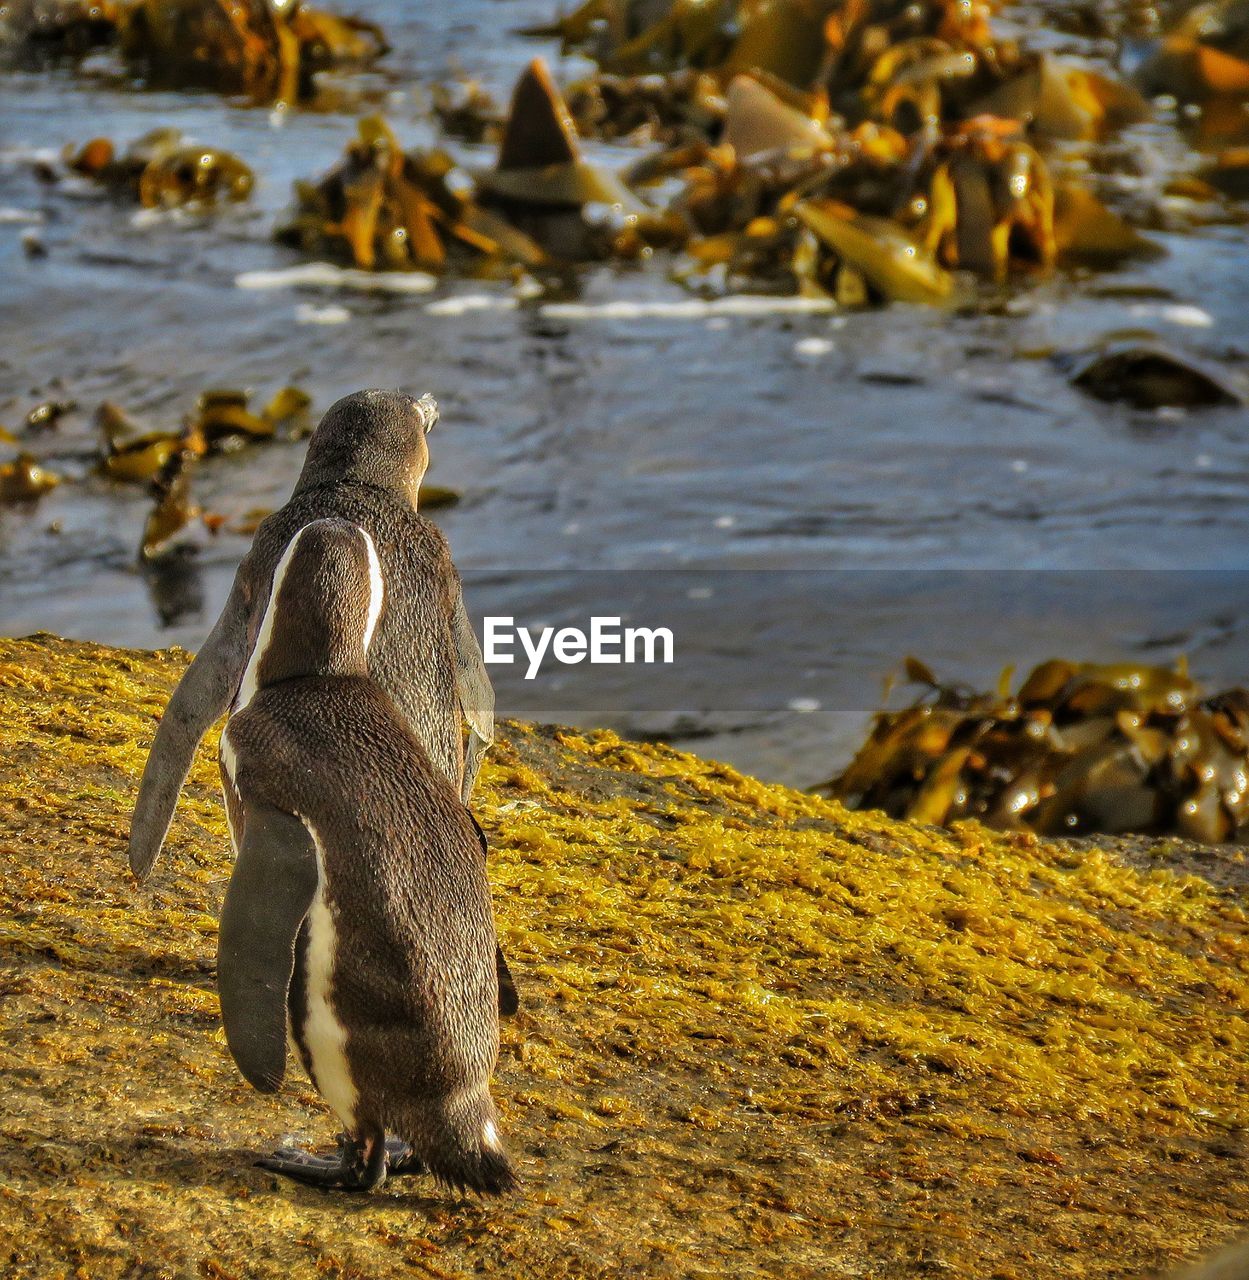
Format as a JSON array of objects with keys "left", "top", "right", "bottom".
[
  {"left": 233, "top": 528, "right": 304, "bottom": 714},
  {"left": 358, "top": 527, "right": 385, "bottom": 655}
]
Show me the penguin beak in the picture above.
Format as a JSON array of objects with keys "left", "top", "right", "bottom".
[{"left": 413, "top": 392, "right": 438, "bottom": 435}]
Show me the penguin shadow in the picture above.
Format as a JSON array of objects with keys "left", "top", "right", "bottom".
[
  {"left": 22, "top": 1129, "right": 265, "bottom": 1190},
  {"left": 110, "top": 1124, "right": 502, "bottom": 1212},
  {"left": 248, "top": 1171, "right": 495, "bottom": 1215}
]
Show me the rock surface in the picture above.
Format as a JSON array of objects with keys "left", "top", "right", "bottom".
[{"left": 1, "top": 633, "right": 1247, "bottom": 1278}]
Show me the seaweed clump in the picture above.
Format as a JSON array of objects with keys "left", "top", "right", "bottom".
[
  {"left": 0, "top": 0, "right": 386, "bottom": 101},
  {"left": 828, "top": 656, "right": 1249, "bottom": 842},
  {"left": 117, "top": 0, "right": 387, "bottom": 103},
  {"left": 499, "top": 0, "right": 1160, "bottom": 300},
  {"left": 1, "top": 634, "right": 1248, "bottom": 1278},
  {"left": 276, "top": 65, "right": 678, "bottom": 275},
  {"left": 276, "top": 115, "right": 550, "bottom": 274},
  {"left": 65, "top": 129, "right": 254, "bottom": 209}
]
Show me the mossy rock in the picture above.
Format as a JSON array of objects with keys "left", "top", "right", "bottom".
[{"left": 1, "top": 633, "right": 1247, "bottom": 1278}]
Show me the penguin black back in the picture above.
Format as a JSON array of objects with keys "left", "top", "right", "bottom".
[
  {"left": 218, "top": 518, "right": 516, "bottom": 1195},
  {"left": 129, "top": 389, "right": 497, "bottom": 884},
  {"left": 247, "top": 516, "right": 379, "bottom": 688}
]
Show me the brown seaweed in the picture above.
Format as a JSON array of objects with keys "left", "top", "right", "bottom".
[
  {"left": 512, "top": 0, "right": 1161, "bottom": 301},
  {"left": 278, "top": 115, "right": 547, "bottom": 273},
  {"left": 118, "top": 0, "right": 385, "bottom": 103},
  {"left": 0, "top": 452, "right": 61, "bottom": 502},
  {"left": 67, "top": 129, "right": 253, "bottom": 208},
  {"left": 826, "top": 657, "right": 1249, "bottom": 842}
]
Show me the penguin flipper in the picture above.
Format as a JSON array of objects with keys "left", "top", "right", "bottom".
[
  {"left": 451, "top": 585, "right": 495, "bottom": 802},
  {"left": 495, "top": 943, "right": 520, "bottom": 1018},
  {"left": 129, "top": 578, "right": 249, "bottom": 882},
  {"left": 468, "top": 813, "right": 520, "bottom": 1018},
  {"left": 218, "top": 797, "right": 319, "bottom": 1093}
]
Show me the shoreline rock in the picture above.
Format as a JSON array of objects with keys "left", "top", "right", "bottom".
[{"left": 1, "top": 633, "right": 1246, "bottom": 1278}]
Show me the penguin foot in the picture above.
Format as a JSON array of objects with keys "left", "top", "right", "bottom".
[
  {"left": 383, "top": 1137, "right": 426, "bottom": 1178},
  {"left": 257, "top": 1131, "right": 387, "bottom": 1192}
]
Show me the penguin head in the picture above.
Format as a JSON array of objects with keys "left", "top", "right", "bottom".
[
  {"left": 293, "top": 389, "right": 437, "bottom": 508},
  {"left": 248, "top": 519, "right": 385, "bottom": 690}
]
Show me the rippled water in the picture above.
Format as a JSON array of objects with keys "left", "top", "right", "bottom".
[{"left": 2, "top": 0, "right": 1248, "bottom": 784}]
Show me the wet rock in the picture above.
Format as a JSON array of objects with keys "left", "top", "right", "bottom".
[
  {"left": 1066, "top": 342, "right": 1241, "bottom": 409},
  {"left": 478, "top": 58, "right": 648, "bottom": 215}
]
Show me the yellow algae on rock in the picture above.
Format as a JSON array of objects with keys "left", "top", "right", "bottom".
[{"left": 1, "top": 634, "right": 1248, "bottom": 1278}]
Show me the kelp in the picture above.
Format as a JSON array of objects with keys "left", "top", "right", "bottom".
[
  {"left": 95, "top": 386, "right": 310, "bottom": 556},
  {"left": 1135, "top": 0, "right": 1249, "bottom": 105},
  {"left": 117, "top": 0, "right": 386, "bottom": 103},
  {"left": 0, "top": 453, "right": 61, "bottom": 502},
  {"left": 97, "top": 391, "right": 267, "bottom": 483},
  {"left": 280, "top": 62, "right": 680, "bottom": 273},
  {"left": 23, "top": 399, "right": 76, "bottom": 431},
  {"left": 66, "top": 129, "right": 253, "bottom": 208},
  {"left": 2, "top": 0, "right": 385, "bottom": 99},
  {"left": 277, "top": 114, "right": 548, "bottom": 273},
  {"left": 915, "top": 123, "right": 1055, "bottom": 281},
  {"left": 431, "top": 74, "right": 504, "bottom": 145},
  {"left": 139, "top": 446, "right": 202, "bottom": 561},
  {"left": 1, "top": 634, "right": 1248, "bottom": 1278},
  {"left": 827, "top": 656, "right": 1249, "bottom": 842},
  {"left": 508, "top": 0, "right": 1162, "bottom": 302}
]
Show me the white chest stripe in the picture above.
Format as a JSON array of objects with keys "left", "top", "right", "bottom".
[
  {"left": 301, "top": 823, "right": 359, "bottom": 1128},
  {"left": 235, "top": 523, "right": 385, "bottom": 720},
  {"left": 220, "top": 521, "right": 378, "bottom": 1120},
  {"left": 219, "top": 729, "right": 241, "bottom": 858},
  {"left": 359, "top": 527, "right": 385, "bottom": 655},
  {"left": 233, "top": 533, "right": 302, "bottom": 714},
  {"left": 221, "top": 532, "right": 301, "bottom": 863}
]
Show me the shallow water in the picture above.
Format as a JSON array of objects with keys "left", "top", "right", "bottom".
[{"left": 1, "top": 0, "right": 1248, "bottom": 785}]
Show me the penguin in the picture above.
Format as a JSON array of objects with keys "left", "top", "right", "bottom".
[
  {"left": 128, "top": 389, "right": 496, "bottom": 885},
  {"left": 218, "top": 518, "right": 517, "bottom": 1194},
  {"left": 129, "top": 389, "right": 515, "bottom": 1012}
]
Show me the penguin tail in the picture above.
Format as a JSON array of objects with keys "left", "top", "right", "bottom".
[{"left": 411, "top": 1090, "right": 518, "bottom": 1197}]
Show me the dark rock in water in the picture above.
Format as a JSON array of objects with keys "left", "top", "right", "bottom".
[
  {"left": 0, "top": 0, "right": 115, "bottom": 67},
  {"left": 496, "top": 57, "right": 581, "bottom": 172},
  {"left": 1065, "top": 342, "right": 1241, "bottom": 409},
  {"left": 1202, "top": 148, "right": 1249, "bottom": 200}
]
